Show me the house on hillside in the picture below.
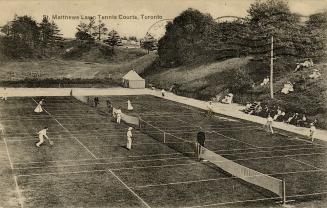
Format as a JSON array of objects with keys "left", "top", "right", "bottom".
[{"left": 122, "top": 70, "right": 145, "bottom": 89}]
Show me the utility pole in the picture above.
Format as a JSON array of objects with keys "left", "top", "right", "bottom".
[{"left": 270, "top": 36, "right": 274, "bottom": 99}]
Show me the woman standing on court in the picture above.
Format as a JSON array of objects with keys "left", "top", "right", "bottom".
[
  {"left": 34, "top": 98, "right": 45, "bottom": 113},
  {"left": 126, "top": 127, "right": 133, "bottom": 150},
  {"left": 127, "top": 100, "right": 133, "bottom": 111}
]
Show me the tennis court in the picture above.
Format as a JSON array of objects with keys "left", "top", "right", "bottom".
[{"left": 0, "top": 95, "right": 326, "bottom": 208}]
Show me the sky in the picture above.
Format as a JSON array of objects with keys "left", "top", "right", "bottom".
[{"left": 0, "top": 0, "right": 326, "bottom": 39}]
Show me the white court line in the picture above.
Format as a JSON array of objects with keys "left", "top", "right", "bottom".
[
  {"left": 107, "top": 169, "right": 152, "bottom": 208},
  {"left": 13, "top": 156, "right": 190, "bottom": 170},
  {"left": 13, "top": 148, "right": 327, "bottom": 171},
  {"left": 286, "top": 156, "right": 321, "bottom": 170},
  {"left": 134, "top": 168, "right": 326, "bottom": 189},
  {"left": 110, "top": 162, "right": 198, "bottom": 171},
  {"left": 212, "top": 131, "right": 260, "bottom": 148},
  {"left": 186, "top": 191, "right": 327, "bottom": 208},
  {"left": 16, "top": 162, "right": 198, "bottom": 177},
  {"left": 2, "top": 130, "right": 24, "bottom": 208},
  {"left": 32, "top": 98, "right": 98, "bottom": 159},
  {"left": 154, "top": 110, "right": 260, "bottom": 149},
  {"left": 18, "top": 169, "right": 106, "bottom": 177},
  {"left": 13, "top": 152, "right": 185, "bottom": 165},
  {"left": 184, "top": 197, "right": 280, "bottom": 208}
]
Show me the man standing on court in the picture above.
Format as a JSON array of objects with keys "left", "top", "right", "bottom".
[
  {"left": 264, "top": 114, "right": 274, "bottom": 134},
  {"left": 116, "top": 106, "right": 122, "bottom": 124},
  {"left": 126, "top": 127, "right": 133, "bottom": 150},
  {"left": 197, "top": 127, "right": 206, "bottom": 161},
  {"left": 36, "top": 127, "right": 49, "bottom": 147},
  {"left": 94, "top": 97, "right": 99, "bottom": 108},
  {"left": 309, "top": 123, "right": 316, "bottom": 142}
]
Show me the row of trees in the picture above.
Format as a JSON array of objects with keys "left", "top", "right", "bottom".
[
  {"left": 1, "top": 16, "right": 63, "bottom": 58},
  {"left": 75, "top": 18, "right": 158, "bottom": 53},
  {"left": 75, "top": 19, "right": 158, "bottom": 52},
  {"left": 158, "top": 0, "right": 327, "bottom": 67},
  {"left": 0, "top": 14, "right": 159, "bottom": 58}
]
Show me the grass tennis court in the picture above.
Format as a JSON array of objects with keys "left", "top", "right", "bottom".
[{"left": 0, "top": 95, "right": 326, "bottom": 207}]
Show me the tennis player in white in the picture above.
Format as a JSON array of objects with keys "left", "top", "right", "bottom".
[
  {"left": 126, "top": 127, "right": 133, "bottom": 150},
  {"left": 36, "top": 127, "right": 49, "bottom": 147},
  {"left": 116, "top": 107, "right": 122, "bottom": 124}
]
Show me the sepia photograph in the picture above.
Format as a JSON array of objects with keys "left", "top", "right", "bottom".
[{"left": 0, "top": 0, "right": 327, "bottom": 207}]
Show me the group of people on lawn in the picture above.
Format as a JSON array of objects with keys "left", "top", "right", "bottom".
[{"left": 33, "top": 97, "right": 136, "bottom": 150}]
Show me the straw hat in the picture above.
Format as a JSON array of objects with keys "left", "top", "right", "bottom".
[{"left": 128, "top": 127, "right": 133, "bottom": 131}]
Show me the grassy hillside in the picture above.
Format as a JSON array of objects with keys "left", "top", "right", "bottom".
[
  {"left": 145, "top": 57, "right": 252, "bottom": 99},
  {"left": 143, "top": 57, "right": 327, "bottom": 129},
  {"left": 0, "top": 44, "right": 157, "bottom": 82}
]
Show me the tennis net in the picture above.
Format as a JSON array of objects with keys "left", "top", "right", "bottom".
[
  {"left": 139, "top": 117, "right": 286, "bottom": 202},
  {"left": 139, "top": 117, "right": 196, "bottom": 157}
]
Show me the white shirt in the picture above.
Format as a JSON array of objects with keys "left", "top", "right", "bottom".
[
  {"left": 267, "top": 116, "right": 273, "bottom": 122},
  {"left": 127, "top": 130, "right": 132, "bottom": 139},
  {"left": 116, "top": 109, "right": 122, "bottom": 116},
  {"left": 38, "top": 129, "right": 47, "bottom": 137},
  {"left": 310, "top": 126, "right": 316, "bottom": 133}
]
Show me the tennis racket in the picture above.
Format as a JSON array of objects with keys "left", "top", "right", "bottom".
[{"left": 48, "top": 137, "right": 54, "bottom": 146}]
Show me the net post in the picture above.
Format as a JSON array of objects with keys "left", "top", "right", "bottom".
[
  {"left": 138, "top": 116, "right": 142, "bottom": 130},
  {"left": 282, "top": 178, "right": 286, "bottom": 205},
  {"left": 163, "top": 132, "right": 166, "bottom": 143}
]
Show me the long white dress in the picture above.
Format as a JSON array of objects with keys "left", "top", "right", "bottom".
[
  {"left": 127, "top": 100, "right": 133, "bottom": 111},
  {"left": 34, "top": 101, "right": 43, "bottom": 113}
]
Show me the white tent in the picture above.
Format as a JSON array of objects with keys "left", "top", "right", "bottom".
[{"left": 122, "top": 70, "right": 145, "bottom": 89}]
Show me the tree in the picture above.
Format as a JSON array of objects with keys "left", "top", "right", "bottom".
[
  {"left": 305, "top": 11, "right": 327, "bottom": 59},
  {"left": 158, "top": 8, "right": 216, "bottom": 66},
  {"left": 141, "top": 33, "right": 157, "bottom": 53},
  {"left": 104, "top": 30, "right": 122, "bottom": 52},
  {"left": 128, "top": 36, "right": 138, "bottom": 41},
  {"left": 75, "top": 30, "right": 94, "bottom": 41},
  {"left": 247, "top": 0, "right": 304, "bottom": 59},
  {"left": 92, "top": 20, "right": 108, "bottom": 40},
  {"left": 1, "top": 15, "right": 40, "bottom": 58},
  {"left": 39, "top": 17, "right": 63, "bottom": 53}
]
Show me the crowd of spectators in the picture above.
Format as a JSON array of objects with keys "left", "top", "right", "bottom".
[{"left": 242, "top": 102, "right": 317, "bottom": 128}]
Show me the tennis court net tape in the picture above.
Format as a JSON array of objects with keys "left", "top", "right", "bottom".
[{"left": 139, "top": 117, "right": 285, "bottom": 200}]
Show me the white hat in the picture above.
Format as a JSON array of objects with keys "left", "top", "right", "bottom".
[{"left": 128, "top": 127, "right": 133, "bottom": 130}]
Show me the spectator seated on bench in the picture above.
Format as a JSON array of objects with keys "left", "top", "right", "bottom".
[
  {"left": 294, "top": 58, "right": 313, "bottom": 72},
  {"left": 242, "top": 102, "right": 252, "bottom": 112},
  {"left": 281, "top": 82, "right": 294, "bottom": 94},
  {"left": 260, "top": 76, "right": 270, "bottom": 86},
  {"left": 273, "top": 107, "right": 283, "bottom": 120},
  {"left": 296, "top": 114, "right": 308, "bottom": 127},
  {"left": 275, "top": 111, "right": 286, "bottom": 122},
  {"left": 309, "top": 69, "right": 321, "bottom": 79},
  {"left": 244, "top": 102, "right": 259, "bottom": 114},
  {"left": 256, "top": 105, "right": 268, "bottom": 117},
  {"left": 221, "top": 93, "right": 233, "bottom": 104},
  {"left": 254, "top": 104, "right": 263, "bottom": 115},
  {"left": 286, "top": 113, "right": 299, "bottom": 125}
]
